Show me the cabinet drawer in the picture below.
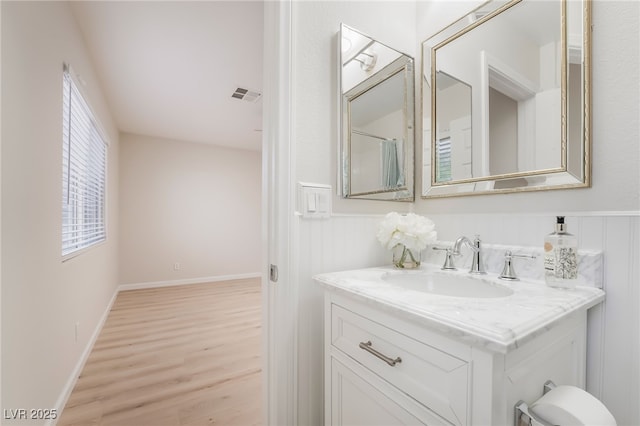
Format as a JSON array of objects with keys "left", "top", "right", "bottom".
[{"left": 331, "top": 303, "right": 468, "bottom": 425}]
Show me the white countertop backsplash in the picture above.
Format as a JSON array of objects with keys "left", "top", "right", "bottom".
[{"left": 314, "top": 246, "right": 605, "bottom": 353}]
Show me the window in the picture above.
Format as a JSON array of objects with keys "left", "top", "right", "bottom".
[
  {"left": 62, "top": 65, "right": 107, "bottom": 258},
  {"left": 436, "top": 136, "right": 452, "bottom": 182}
]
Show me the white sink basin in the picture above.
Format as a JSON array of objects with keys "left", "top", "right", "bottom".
[{"left": 381, "top": 271, "right": 514, "bottom": 298}]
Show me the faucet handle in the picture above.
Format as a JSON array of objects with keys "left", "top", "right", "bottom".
[
  {"left": 432, "top": 246, "right": 457, "bottom": 270},
  {"left": 498, "top": 251, "right": 537, "bottom": 281}
]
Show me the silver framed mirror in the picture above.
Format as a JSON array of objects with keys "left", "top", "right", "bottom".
[
  {"left": 340, "top": 24, "right": 415, "bottom": 201},
  {"left": 421, "top": 0, "right": 591, "bottom": 198}
]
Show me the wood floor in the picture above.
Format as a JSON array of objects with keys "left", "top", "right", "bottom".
[{"left": 58, "top": 278, "right": 262, "bottom": 426}]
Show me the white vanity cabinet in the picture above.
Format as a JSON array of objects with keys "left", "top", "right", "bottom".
[{"left": 324, "top": 291, "right": 588, "bottom": 426}]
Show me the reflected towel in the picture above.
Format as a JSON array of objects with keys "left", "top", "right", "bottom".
[{"left": 381, "top": 139, "right": 403, "bottom": 188}]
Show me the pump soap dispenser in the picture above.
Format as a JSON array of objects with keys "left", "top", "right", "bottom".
[{"left": 544, "top": 216, "right": 578, "bottom": 288}]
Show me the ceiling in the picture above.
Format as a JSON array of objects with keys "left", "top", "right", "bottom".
[{"left": 70, "top": 1, "right": 264, "bottom": 151}]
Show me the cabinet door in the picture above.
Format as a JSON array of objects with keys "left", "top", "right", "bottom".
[{"left": 331, "top": 357, "right": 451, "bottom": 426}]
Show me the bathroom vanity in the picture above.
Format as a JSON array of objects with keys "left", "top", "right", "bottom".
[{"left": 314, "top": 266, "right": 605, "bottom": 425}]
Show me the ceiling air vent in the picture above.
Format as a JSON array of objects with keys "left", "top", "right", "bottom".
[{"left": 232, "top": 87, "right": 262, "bottom": 103}]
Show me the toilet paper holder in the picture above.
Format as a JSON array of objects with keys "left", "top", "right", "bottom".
[{"left": 514, "top": 380, "right": 558, "bottom": 426}]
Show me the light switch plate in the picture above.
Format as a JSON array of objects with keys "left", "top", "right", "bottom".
[{"left": 298, "top": 182, "right": 332, "bottom": 218}]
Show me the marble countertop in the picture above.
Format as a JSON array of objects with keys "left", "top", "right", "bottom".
[{"left": 314, "top": 265, "right": 605, "bottom": 353}]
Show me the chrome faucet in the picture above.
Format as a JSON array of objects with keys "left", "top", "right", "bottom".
[
  {"left": 452, "top": 235, "right": 486, "bottom": 274},
  {"left": 432, "top": 246, "right": 457, "bottom": 270},
  {"left": 498, "top": 250, "right": 537, "bottom": 281}
]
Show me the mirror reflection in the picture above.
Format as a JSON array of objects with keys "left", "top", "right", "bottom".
[
  {"left": 435, "top": 72, "right": 472, "bottom": 182},
  {"left": 340, "top": 24, "right": 414, "bottom": 201},
  {"left": 422, "top": 0, "right": 591, "bottom": 197},
  {"left": 349, "top": 70, "right": 406, "bottom": 193}
]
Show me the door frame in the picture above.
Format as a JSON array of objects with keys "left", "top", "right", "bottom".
[{"left": 262, "top": 1, "right": 297, "bottom": 425}]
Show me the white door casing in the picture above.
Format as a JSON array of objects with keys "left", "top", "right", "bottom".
[{"left": 262, "top": 1, "right": 297, "bottom": 425}]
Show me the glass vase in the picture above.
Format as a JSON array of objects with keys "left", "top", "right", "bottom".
[{"left": 392, "top": 244, "right": 421, "bottom": 269}]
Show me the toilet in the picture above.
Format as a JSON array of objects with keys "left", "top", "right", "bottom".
[{"left": 515, "top": 381, "right": 616, "bottom": 426}]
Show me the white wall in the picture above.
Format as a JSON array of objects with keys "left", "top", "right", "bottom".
[
  {"left": 290, "top": 1, "right": 639, "bottom": 425},
  {"left": 293, "top": 1, "right": 417, "bottom": 216},
  {"left": 1, "top": 1, "right": 120, "bottom": 422},
  {"left": 291, "top": 2, "right": 416, "bottom": 424},
  {"left": 415, "top": 0, "right": 640, "bottom": 214},
  {"left": 119, "top": 133, "right": 261, "bottom": 286}
]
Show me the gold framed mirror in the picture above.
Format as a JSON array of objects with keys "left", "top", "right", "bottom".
[
  {"left": 340, "top": 24, "right": 415, "bottom": 201},
  {"left": 421, "top": 0, "right": 591, "bottom": 198}
]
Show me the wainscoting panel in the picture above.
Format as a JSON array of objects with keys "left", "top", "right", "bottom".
[{"left": 296, "top": 214, "right": 388, "bottom": 426}]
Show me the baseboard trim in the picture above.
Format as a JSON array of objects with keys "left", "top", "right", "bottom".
[
  {"left": 118, "top": 272, "right": 262, "bottom": 292},
  {"left": 50, "top": 287, "right": 119, "bottom": 426}
]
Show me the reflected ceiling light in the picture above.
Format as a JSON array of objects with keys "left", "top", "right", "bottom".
[{"left": 353, "top": 51, "right": 377, "bottom": 72}]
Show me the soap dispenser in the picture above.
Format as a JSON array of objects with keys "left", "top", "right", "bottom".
[{"left": 544, "top": 216, "right": 578, "bottom": 288}]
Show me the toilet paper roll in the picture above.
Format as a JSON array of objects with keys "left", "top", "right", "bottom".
[{"left": 530, "top": 385, "right": 616, "bottom": 426}]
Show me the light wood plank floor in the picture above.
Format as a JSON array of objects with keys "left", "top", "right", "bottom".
[{"left": 58, "top": 278, "right": 262, "bottom": 426}]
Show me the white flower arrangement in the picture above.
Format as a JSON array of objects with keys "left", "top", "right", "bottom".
[{"left": 377, "top": 212, "right": 437, "bottom": 268}]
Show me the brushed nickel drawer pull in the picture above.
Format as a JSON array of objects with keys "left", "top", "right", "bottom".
[{"left": 359, "top": 340, "right": 402, "bottom": 367}]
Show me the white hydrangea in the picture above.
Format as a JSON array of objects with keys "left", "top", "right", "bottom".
[{"left": 376, "top": 212, "right": 437, "bottom": 252}]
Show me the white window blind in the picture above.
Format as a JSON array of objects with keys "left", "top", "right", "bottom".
[
  {"left": 436, "top": 136, "right": 452, "bottom": 182},
  {"left": 62, "top": 66, "right": 107, "bottom": 258}
]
